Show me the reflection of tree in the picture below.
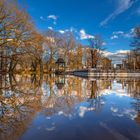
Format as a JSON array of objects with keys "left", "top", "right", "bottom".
[
  {"left": 0, "top": 74, "right": 42, "bottom": 140},
  {"left": 42, "top": 77, "right": 111, "bottom": 116},
  {"left": 42, "top": 76, "right": 84, "bottom": 116},
  {"left": 90, "top": 81, "right": 98, "bottom": 99},
  {"left": 126, "top": 79, "right": 140, "bottom": 97},
  {"left": 115, "top": 79, "right": 140, "bottom": 126},
  {"left": 88, "top": 80, "right": 109, "bottom": 112},
  {"left": 90, "top": 79, "right": 112, "bottom": 99},
  {"left": 131, "top": 97, "right": 140, "bottom": 126},
  {"left": 1, "top": 74, "right": 140, "bottom": 139}
]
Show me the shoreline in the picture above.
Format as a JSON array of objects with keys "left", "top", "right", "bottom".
[{"left": 67, "top": 69, "right": 140, "bottom": 78}]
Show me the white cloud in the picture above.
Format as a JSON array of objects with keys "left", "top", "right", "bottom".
[
  {"left": 58, "top": 27, "right": 77, "bottom": 34},
  {"left": 110, "top": 35, "right": 118, "bottom": 40},
  {"left": 102, "top": 51, "right": 114, "bottom": 57},
  {"left": 80, "top": 29, "right": 94, "bottom": 40},
  {"left": 116, "top": 50, "right": 130, "bottom": 54},
  {"left": 40, "top": 15, "right": 58, "bottom": 25},
  {"left": 102, "top": 42, "right": 107, "bottom": 46},
  {"left": 47, "top": 15, "right": 57, "bottom": 20},
  {"left": 113, "top": 31, "right": 124, "bottom": 35},
  {"left": 69, "top": 27, "right": 77, "bottom": 33},
  {"left": 103, "top": 50, "right": 130, "bottom": 64},
  {"left": 48, "top": 27, "right": 53, "bottom": 30},
  {"left": 47, "top": 15, "right": 58, "bottom": 25},
  {"left": 59, "top": 30, "right": 65, "bottom": 34},
  {"left": 111, "top": 28, "right": 135, "bottom": 39},
  {"left": 130, "top": 28, "right": 135, "bottom": 33},
  {"left": 123, "top": 28, "right": 135, "bottom": 38},
  {"left": 100, "top": 0, "right": 136, "bottom": 26},
  {"left": 40, "top": 16, "right": 47, "bottom": 21}
]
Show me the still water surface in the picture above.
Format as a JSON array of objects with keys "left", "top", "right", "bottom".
[{"left": 0, "top": 75, "right": 140, "bottom": 140}]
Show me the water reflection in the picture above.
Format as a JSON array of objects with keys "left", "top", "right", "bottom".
[{"left": 0, "top": 74, "right": 140, "bottom": 140}]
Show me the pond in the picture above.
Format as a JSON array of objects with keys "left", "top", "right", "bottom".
[{"left": 0, "top": 74, "right": 140, "bottom": 140}]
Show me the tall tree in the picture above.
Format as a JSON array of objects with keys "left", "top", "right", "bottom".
[
  {"left": 131, "top": 25, "right": 140, "bottom": 70},
  {"left": 0, "top": 0, "right": 45, "bottom": 74},
  {"left": 0, "top": 0, "right": 34, "bottom": 72},
  {"left": 88, "top": 35, "right": 105, "bottom": 69}
]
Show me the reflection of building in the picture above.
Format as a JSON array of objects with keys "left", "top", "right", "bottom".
[
  {"left": 55, "top": 75, "right": 65, "bottom": 90},
  {"left": 55, "top": 58, "right": 65, "bottom": 74}
]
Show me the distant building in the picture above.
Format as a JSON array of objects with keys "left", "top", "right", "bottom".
[
  {"left": 96, "top": 57, "right": 112, "bottom": 70},
  {"left": 116, "top": 64, "right": 123, "bottom": 70},
  {"left": 122, "top": 60, "right": 129, "bottom": 69}
]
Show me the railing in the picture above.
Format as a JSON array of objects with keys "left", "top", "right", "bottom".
[{"left": 66, "top": 69, "right": 140, "bottom": 74}]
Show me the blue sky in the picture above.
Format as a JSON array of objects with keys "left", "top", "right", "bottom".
[{"left": 18, "top": 0, "right": 140, "bottom": 54}]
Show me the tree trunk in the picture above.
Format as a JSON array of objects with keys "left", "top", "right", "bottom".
[
  {"left": 0, "top": 51, "right": 4, "bottom": 73},
  {"left": 39, "top": 59, "right": 43, "bottom": 74},
  {"left": 8, "top": 56, "right": 18, "bottom": 73},
  {"left": 31, "top": 61, "right": 38, "bottom": 72},
  {"left": 91, "top": 49, "right": 98, "bottom": 69},
  {"left": 91, "top": 50, "right": 97, "bottom": 68}
]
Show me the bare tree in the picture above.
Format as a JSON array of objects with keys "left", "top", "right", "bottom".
[
  {"left": 0, "top": 0, "right": 35, "bottom": 73},
  {"left": 88, "top": 35, "right": 105, "bottom": 69},
  {"left": 0, "top": 0, "right": 45, "bottom": 74},
  {"left": 130, "top": 25, "right": 140, "bottom": 70}
]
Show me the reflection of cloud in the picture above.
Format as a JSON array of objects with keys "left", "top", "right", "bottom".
[
  {"left": 79, "top": 106, "right": 95, "bottom": 118},
  {"left": 79, "top": 106, "right": 87, "bottom": 118},
  {"left": 58, "top": 111, "right": 64, "bottom": 115},
  {"left": 112, "top": 108, "right": 137, "bottom": 120},
  {"left": 124, "top": 108, "right": 137, "bottom": 120},
  {"left": 40, "top": 76, "right": 138, "bottom": 126},
  {"left": 110, "top": 107, "right": 118, "bottom": 113},
  {"left": 46, "top": 126, "right": 55, "bottom": 131},
  {"left": 46, "top": 117, "right": 51, "bottom": 119},
  {"left": 101, "top": 100, "right": 106, "bottom": 105},
  {"left": 57, "top": 110, "right": 73, "bottom": 118},
  {"left": 99, "top": 81, "right": 131, "bottom": 97},
  {"left": 115, "top": 114, "right": 124, "bottom": 117},
  {"left": 41, "top": 82, "right": 50, "bottom": 104}
]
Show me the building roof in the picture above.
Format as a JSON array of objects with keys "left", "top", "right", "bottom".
[
  {"left": 55, "top": 58, "right": 65, "bottom": 64},
  {"left": 55, "top": 82, "right": 65, "bottom": 89}
]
